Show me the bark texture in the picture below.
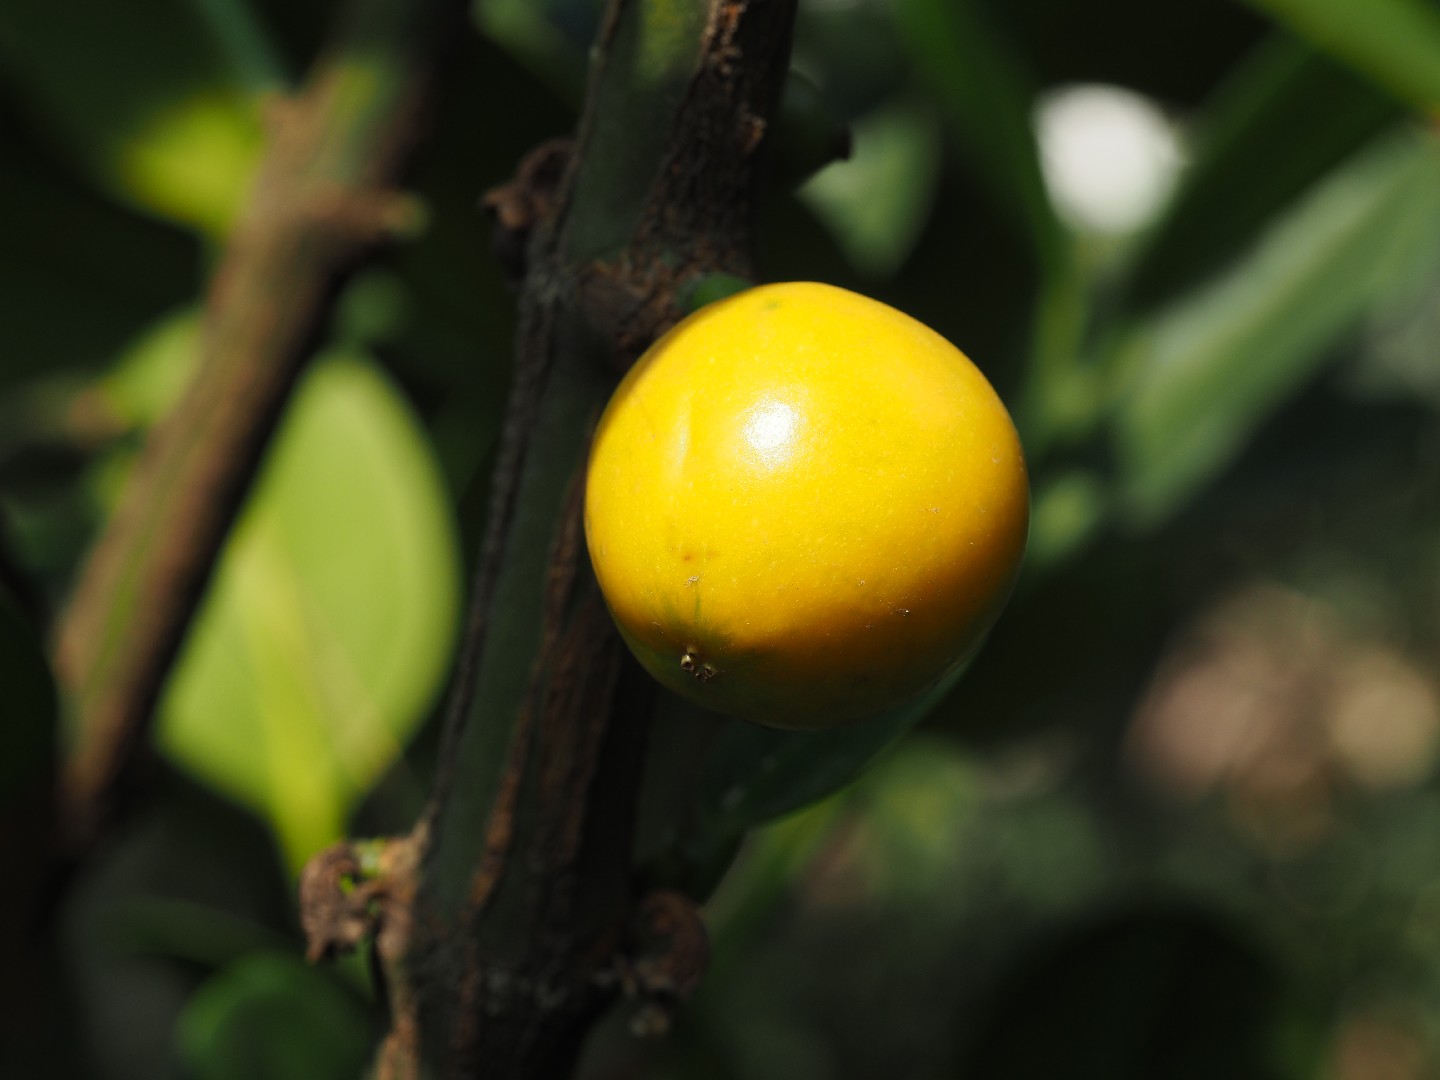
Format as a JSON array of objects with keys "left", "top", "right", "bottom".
[{"left": 300, "top": 2, "right": 799, "bottom": 1075}]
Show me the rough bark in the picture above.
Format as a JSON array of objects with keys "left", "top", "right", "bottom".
[{"left": 300, "top": 2, "right": 798, "bottom": 1075}]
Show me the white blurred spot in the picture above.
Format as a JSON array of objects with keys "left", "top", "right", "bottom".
[{"left": 1035, "top": 83, "right": 1183, "bottom": 235}]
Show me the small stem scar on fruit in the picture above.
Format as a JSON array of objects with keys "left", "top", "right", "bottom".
[{"left": 680, "top": 651, "right": 719, "bottom": 682}]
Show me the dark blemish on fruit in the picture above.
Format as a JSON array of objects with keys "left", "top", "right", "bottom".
[{"left": 680, "top": 650, "right": 719, "bottom": 682}]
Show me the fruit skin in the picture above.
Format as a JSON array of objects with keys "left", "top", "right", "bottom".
[{"left": 584, "top": 281, "right": 1029, "bottom": 730}]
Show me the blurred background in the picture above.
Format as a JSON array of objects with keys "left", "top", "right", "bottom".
[{"left": 3, "top": 0, "right": 1440, "bottom": 1076}]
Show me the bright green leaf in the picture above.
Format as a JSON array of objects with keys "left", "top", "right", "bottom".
[
  {"left": 175, "top": 953, "right": 371, "bottom": 1080},
  {"left": 0, "top": 0, "right": 277, "bottom": 236},
  {"left": 1243, "top": 0, "right": 1440, "bottom": 114},
  {"left": 1114, "top": 128, "right": 1440, "bottom": 525},
  {"left": 100, "top": 308, "right": 204, "bottom": 430},
  {"left": 116, "top": 90, "right": 267, "bottom": 237},
  {"left": 159, "top": 354, "right": 461, "bottom": 871}
]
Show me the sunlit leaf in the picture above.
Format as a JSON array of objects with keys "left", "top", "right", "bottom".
[
  {"left": 175, "top": 953, "right": 370, "bottom": 1080},
  {"left": 159, "top": 354, "right": 461, "bottom": 870},
  {"left": 0, "top": 0, "right": 279, "bottom": 236},
  {"left": 116, "top": 90, "right": 267, "bottom": 237},
  {"left": 99, "top": 308, "right": 204, "bottom": 430},
  {"left": 1243, "top": 0, "right": 1440, "bottom": 114},
  {"left": 1113, "top": 128, "right": 1440, "bottom": 524}
]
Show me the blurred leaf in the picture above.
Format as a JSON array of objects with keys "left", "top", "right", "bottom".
[
  {"left": 175, "top": 953, "right": 370, "bottom": 1080},
  {"left": 117, "top": 91, "right": 267, "bottom": 237},
  {"left": 893, "top": 0, "right": 1062, "bottom": 264},
  {"left": 159, "top": 354, "right": 461, "bottom": 870},
  {"left": 188, "top": 0, "right": 290, "bottom": 89},
  {"left": 476, "top": 0, "right": 593, "bottom": 104},
  {"left": 961, "top": 906, "right": 1287, "bottom": 1080},
  {"left": 1243, "top": 0, "right": 1440, "bottom": 113},
  {"left": 797, "top": 96, "right": 942, "bottom": 279},
  {"left": 0, "top": 0, "right": 276, "bottom": 236},
  {"left": 61, "top": 767, "right": 298, "bottom": 1078},
  {"left": 100, "top": 308, "right": 204, "bottom": 430},
  {"left": 771, "top": 70, "right": 853, "bottom": 191},
  {"left": 97, "top": 896, "right": 293, "bottom": 971},
  {"left": 836, "top": 738, "right": 983, "bottom": 900},
  {"left": 1359, "top": 251, "right": 1440, "bottom": 408},
  {"left": 1027, "top": 469, "right": 1108, "bottom": 570},
  {"left": 1114, "top": 128, "right": 1440, "bottom": 524},
  {"left": 684, "top": 273, "right": 755, "bottom": 313},
  {"left": 694, "top": 661, "right": 969, "bottom": 846},
  {"left": 1123, "top": 37, "right": 1400, "bottom": 313},
  {"left": 791, "top": 0, "right": 910, "bottom": 120}
]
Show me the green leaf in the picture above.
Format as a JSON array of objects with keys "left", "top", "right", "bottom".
[
  {"left": 175, "top": 953, "right": 371, "bottom": 1080},
  {"left": 1243, "top": 0, "right": 1440, "bottom": 113},
  {"left": 159, "top": 353, "right": 462, "bottom": 871},
  {"left": 476, "top": 0, "right": 592, "bottom": 105},
  {"left": 99, "top": 308, "right": 205, "bottom": 431},
  {"left": 693, "top": 659, "right": 970, "bottom": 846},
  {"left": 1122, "top": 37, "right": 1400, "bottom": 314},
  {"left": 797, "top": 96, "right": 942, "bottom": 279},
  {"left": 771, "top": 70, "right": 853, "bottom": 190},
  {"left": 1113, "top": 128, "right": 1440, "bottom": 525},
  {"left": 1027, "top": 469, "right": 1108, "bottom": 570},
  {"left": 683, "top": 273, "right": 755, "bottom": 314},
  {"left": 893, "top": 0, "right": 1062, "bottom": 265},
  {"left": 0, "top": 0, "right": 279, "bottom": 236},
  {"left": 96, "top": 896, "right": 293, "bottom": 970}
]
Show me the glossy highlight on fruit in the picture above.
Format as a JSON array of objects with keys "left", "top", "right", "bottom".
[{"left": 584, "top": 281, "right": 1029, "bottom": 729}]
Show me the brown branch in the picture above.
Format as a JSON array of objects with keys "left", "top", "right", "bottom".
[
  {"left": 298, "top": 1, "right": 798, "bottom": 1075},
  {"left": 51, "top": 0, "right": 465, "bottom": 851}
]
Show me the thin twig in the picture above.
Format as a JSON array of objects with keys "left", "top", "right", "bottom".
[{"left": 52, "top": 0, "right": 465, "bottom": 851}]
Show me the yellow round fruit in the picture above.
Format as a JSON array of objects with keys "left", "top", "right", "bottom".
[{"left": 584, "top": 281, "right": 1029, "bottom": 730}]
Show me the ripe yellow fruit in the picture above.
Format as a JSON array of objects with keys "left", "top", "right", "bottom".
[{"left": 584, "top": 281, "right": 1029, "bottom": 730}]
